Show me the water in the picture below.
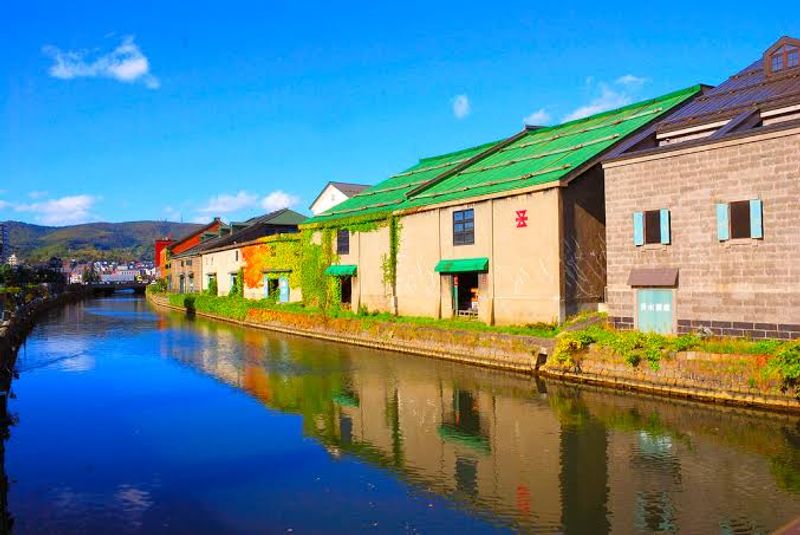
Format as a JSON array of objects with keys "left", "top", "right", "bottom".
[{"left": 2, "top": 296, "right": 800, "bottom": 534}]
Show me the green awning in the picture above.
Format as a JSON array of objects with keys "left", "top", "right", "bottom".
[
  {"left": 325, "top": 264, "right": 357, "bottom": 276},
  {"left": 437, "top": 424, "right": 491, "bottom": 454},
  {"left": 434, "top": 257, "right": 489, "bottom": 274}
]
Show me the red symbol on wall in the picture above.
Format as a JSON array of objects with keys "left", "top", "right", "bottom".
[{"left": 515, "top": 210, "right": 528, "bottom": 228}]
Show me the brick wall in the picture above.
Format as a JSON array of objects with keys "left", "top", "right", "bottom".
[{"left": 604, "top": 127, "right": 800, "bottom": 337}]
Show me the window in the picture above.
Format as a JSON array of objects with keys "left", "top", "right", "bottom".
[
  {"left": 633, "top": 209, "right": 670, "bottom": 246},
  {"left": 337, "top": 229, "right": 350, "bottom": 255},
  {"left": 772, "top": 52, "right": 784, "bottom": 72},
  {"left": 768, "top": 43, "right": 800, "bottom": 73},
  {"left": 235, "top": 250, "right": 239, "bottom": 262},
  {"left": 644, "top": 210, "right": 662, "bottom": 244},
  {"left": 729, "top": 201, "right": 751, "bottom": 239},
  {"left": 790, "top": 47, "right": 800, "bottom": 68},
  {"left": 453, "top": 209, "right": 475, "bottom": 246},
  {"left": 716, "top": 200, "right": 763, "bottom": 241}
]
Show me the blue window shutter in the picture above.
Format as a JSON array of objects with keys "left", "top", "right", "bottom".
[
  {"left": 750, "top": 199, "right": 763, "bottom": 239},
  {"left": 633, "top": 212, "right": 644, "bottom": 246},
  {"left": 716, "top": 203, "right": 730, "bottom": 241},
  {"left": 659, "top": 209, "right": 671, "bottom": 245}
]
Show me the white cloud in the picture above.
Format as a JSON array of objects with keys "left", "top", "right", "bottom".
[
  {"left": 197, "top": 191, "right": 258, "bottom": 216},
  {"left": 563, "top": 85, "right": 632, "bottom": 122},
  {"left": 562, "top": 74, "right": 648, "bottom": 122},
  {"left": 523, "top": 108, "right": 551, "bottom": 126},
  {"left": 28, "top": 190, "right": 49, "bottom": 199},
  {"left": 261, "top": 190, "right": 300, "bottom": 212},
  {"left": 616, "top": 74, "right": 647, "bottom": 87},
  {"left": 43, "top": 36, "right": 160, "bottom": 89},
  {"left": 15, "top": 195, "right": 98, "bottom": 225},
  {"left": 0, "top": 200, "right": 10, "bottom": 210},
  {"left": 452, "top": 94, "right": 471, "bottom": 119}
]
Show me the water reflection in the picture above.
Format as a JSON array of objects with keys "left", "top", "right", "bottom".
[
  {"left": 3, "top": 297, "right": 800, "bottom": 533},
  {"left": 156, "top": 306, "right": 800, "bottom": 534}
]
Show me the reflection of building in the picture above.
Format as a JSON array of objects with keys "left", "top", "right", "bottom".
[{"left": 158, "top": 311, "right": 800, "bottom": 533}]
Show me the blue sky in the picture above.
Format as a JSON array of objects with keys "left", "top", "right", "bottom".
[{"left": 0, "top": 1, "right": 795, "bottom": 226}]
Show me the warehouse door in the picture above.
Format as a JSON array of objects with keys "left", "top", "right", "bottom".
[{"left": 636, "top": 289, "right": 674, "bottom": 334}]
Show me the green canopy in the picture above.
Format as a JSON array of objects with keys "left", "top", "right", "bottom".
[
  {"left": 325, "top": 264, "right": 357, "bottom": 276},
  {"left": 437, "top": 424, "right": 491, "bottom": 454},
  {"left": 434, "top": 257, "right": 489, "bottom": 274}
]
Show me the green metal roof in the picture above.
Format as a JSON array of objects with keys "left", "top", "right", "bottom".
[
  {"left": 325, "top": 264, "right": 357, "bottom": 276},
  {"left": 434, "top": 257, "right": 489, "bottom": 273},
  {"left": 304, "top": 86, "right": 702, "bottom": 226},
  {"left": 305, "top": 140, "right": 501, "bottom": 225}
]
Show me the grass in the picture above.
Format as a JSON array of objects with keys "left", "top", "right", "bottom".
[{"left": 159, "top": 291, "right": 560, "bottom": 338}]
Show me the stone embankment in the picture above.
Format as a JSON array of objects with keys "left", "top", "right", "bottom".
[
  {"left": 0, "top": 289, "right": 88, "bottom": 369},
  {"left": 147, "top": 293, "right": 551, "bottom": 374},
  {"left": 540, "top": 345, "right": 800, "bottom": 413},
  {"left": 149, "top": 292, "right": 800, "bottom": 413}
]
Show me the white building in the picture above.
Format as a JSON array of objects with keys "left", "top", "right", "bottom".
[{"left": 309, "top": 181, "right": 370, "bottom": 216}]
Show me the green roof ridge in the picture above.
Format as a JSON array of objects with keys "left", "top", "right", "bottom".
[
  {"left": 532, "top": 84, "right": 704, "bottom": 134},
  {"left": 416, "top": 139, "right": 503, "bottom": 166},
  {"left": 304, "top": 84, "right": 702, "bottom": 227}
]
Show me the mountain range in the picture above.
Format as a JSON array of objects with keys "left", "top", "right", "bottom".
[{"left": 1, "top": 220, "right": 203, "bottom": 263}]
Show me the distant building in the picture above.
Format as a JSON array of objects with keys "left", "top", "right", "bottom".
[
  {"left": 154, "top": 218, "right": 223, "bottom": 281},
  {"left": 101, "top": 269, "right": 141, "bottom": 283},
  {"left": 7, "top": 254, "right": 18, "bottom": 267},
  {"left": 170, "top": 208, "right": 306, "bottom": 295},
  {"left": 309, "top": 182, "right": 370, "bottom": 216}
]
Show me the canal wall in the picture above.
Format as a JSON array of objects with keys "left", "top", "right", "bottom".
[
  {"left": 147, "top": 293, "right": 550, "bottom": 374},
  {"left": 0, "top": 289, "right": 89, "bottom": 372},
  {"left": 148, "top": 293, "right": 800, "bottom": 413},
  {"left": 540, "top": 345, "right": 800, "bottom": 413}
]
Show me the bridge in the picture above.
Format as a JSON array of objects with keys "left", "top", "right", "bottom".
[{"left": 87, "top": 282, "right": 148, "bottom": 295}]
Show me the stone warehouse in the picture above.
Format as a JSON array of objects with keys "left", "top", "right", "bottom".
[
  {"left": 305, "top": 86, "right": 702, "bottom": 325},
  {"left": 604, "top": 36, "right": 800, "bottom": 337}
]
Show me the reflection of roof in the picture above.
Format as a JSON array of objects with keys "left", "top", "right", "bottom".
[
  {"left": 173, "top": 209, "right": 306, "bottom": 258},
  {"left": 306, "top": 85, "right": 702, "bottom": 226},
  {"left": 659, "top": 38, "right": 800, "bottom": 132}
]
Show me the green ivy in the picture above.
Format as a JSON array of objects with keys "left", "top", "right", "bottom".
[
  {"left": 206, "top": 277, "right": 218, "bottom": 296},
  {"left": 380, "top": 216, "right": 401, "bottom": 297}
]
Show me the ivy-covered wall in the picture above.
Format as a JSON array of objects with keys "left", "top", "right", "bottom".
[
  {"left": 299, "top": 214, "right": 401, "bottom": 314},
  {"left": 241, "top": 235, "right": 303, "bottom": 302}
]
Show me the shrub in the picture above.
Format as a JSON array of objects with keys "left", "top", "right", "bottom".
[
  {"left": 766, "top": 342, "right": 800, "bottom": 399},
  {"left": 149, "top": 278, "right": 167, "bottom": 293},
  {"left": 673, "top": 333, "right": 700, "bottom": 352},
  {"left": 553, "top": 328, "right": 600, "bottom": 367},
  {"left": 206, "top": 277, "right": 218, "bottom": 296}
]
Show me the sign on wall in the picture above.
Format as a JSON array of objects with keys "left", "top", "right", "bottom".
[{"left": 515, "top": 210, "right": 528, "bottom": 228}]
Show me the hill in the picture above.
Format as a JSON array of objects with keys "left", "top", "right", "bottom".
[{"left": 1, "top": 220, "right": 204, "bottom": 262}]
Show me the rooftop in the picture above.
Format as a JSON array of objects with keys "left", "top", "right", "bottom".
[
  {"left": 659, "top": 36, "right": 800, "bottom": 133},
  {"left": 172, "top": 209, "right": 306, "bottom": 258},
  {"left": 306, "top": 85, "right": 702, "bottom": 226}
]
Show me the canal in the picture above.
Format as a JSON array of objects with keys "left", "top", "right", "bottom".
[{"left": 2, "top": 296, "right": 800, "bottom": 533}]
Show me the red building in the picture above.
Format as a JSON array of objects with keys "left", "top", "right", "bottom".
[{"left": 154, "top": 218, "right": 222, "bottom": 279}]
